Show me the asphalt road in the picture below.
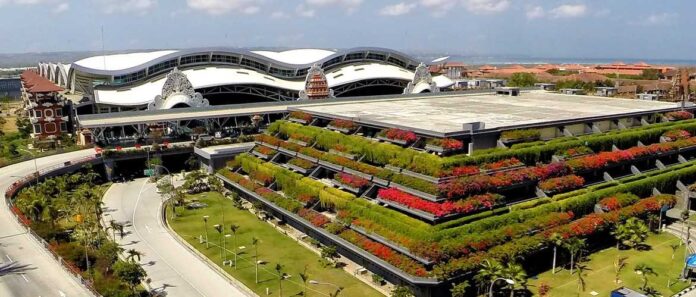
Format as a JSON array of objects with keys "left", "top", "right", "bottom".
[
  {"left": 0, "top": 149, "right": 96, "bottom": 297},
  {"left": 102, "top": 177, "right": 253, "bottom": 297}
]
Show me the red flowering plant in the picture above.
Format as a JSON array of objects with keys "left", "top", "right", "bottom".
[
  {"left": 665, "top": 110, "right": 694, "bottom": 121},
  {"left": 378, "top": 188, "right": 502, "bottom": 217},
  {"left": 338, "top": 229, "right": 428, "bottom": 277},
  {"left": 555, "top": 146, "right": 593, "bottom": 159},
  {"left": 481, "top": 158, "right": 524, "bottom": 171},
  {"left": 296, "top": 193, "right": 318, "bottom": 205},
  {"left": 328, "top": 119, "right": 357, "bottom": 131},
  {"left": 335, "top": 173, "right": 369, "bottom": 189},
  {"left": 250, "top": 171, "right": 273, "bottom": 186},
  {"left": 254, "top": 134, "right": 283, "bottom": 146},
  {"left": 380, "top": 128, "right": 418, "bottom": 143},
  {"left": 289, "top": 133, "right": 313, "bottom": 144},
  {"left": 298, "top": 208, "right": 331, "bottom": 227},
  {"left": 663, "top": 129, "right": 691, "bottom": 141},
  {"left": 447, "top": 165, "right": 480, "bottom": 177},
  {"left": 426, "top": 138, "right": 464, "bottom": 150},
  {"left": 599, "top": 197, "right": 620, "bottom": 211},
  {"left": 332, "top": 144, "right": 348, "bottom": 152},
  {"left": 538, "top": 174, "right": 584, "bottom": 194},
  {"left": 254, "top": 146, "right": 277, "bottom": 156},
  {"left": 289, "top": 111, "right": 313, "bottom": 122}
]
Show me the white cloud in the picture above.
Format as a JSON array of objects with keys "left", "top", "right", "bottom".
[
  {"left": 304, "top": 0, "right": 363, "bottom": 14},
  {"left": 419, "top": 0, "right": 456, "bottom": 17},
  {"left": 645, "top": 12, "right": 676, "bottom": 25},
  {"left": 526, "top": 6, "right": 544, "bottom": 19},
  {"left": 550, "top": 4, "right": 586, "bottom": 18},
  {"left": 295, "top": 4, "right": 315, "bottom": 17},
  {"left": 463, "top": 0, "right": 510, "bottom": 15},
  {"left": 379, "top": 2, "right": 417, "bottom": 16},
  {"left": 270, "top": 10, "right": 288, "bottom": 19},
  {"left": 100, "top": 0, "right": 157, "bottom": 14},
  {"left": 186, "top": 0, "right": 260, "bottom": 15},
  {"left": 53, "top": 1, "right": 68, "bottom": 13}
]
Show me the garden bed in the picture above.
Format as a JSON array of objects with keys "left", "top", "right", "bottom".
[{"left": 389, "top": 182, "right": 441, "bottom": 202}]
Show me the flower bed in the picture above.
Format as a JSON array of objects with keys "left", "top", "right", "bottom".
[
  {"left": 538, "top": 174, "right": 584, "bottom": 194},
  {"left": 665, "top": 111, "right": 694, "bottom": 121},
  {"left": 252, "top": 146, "right": 277, "bottom": 159},
  {"left": 327, "top": 119, "right": 357, "bottom": 133},
  {"left": 555, "top": 146, "right": 593, "bottom": 159},
  {"left": 378, "top": 128, "right": 418, "bottom": 145},
  {"left": 288, "top": 158, "right": 314, "bottom": 170},
  {"left": 250, "top": 171, "right": 273, "bottom": 186},
  {"left": 334, "top": 173, "right": 369, "bottom": 189},
  {"left": 425, "top": 138, "right": 464, "bottom": 153},
  {"left": 480, "top": 157, "right": 524, "bottom": 171},
  {"left": 663, "top": 129, "right": 691, "bottom": 141},
  {"left": 297, "top": 208, "right": 331, "bottom": 227},
  {"left": 377, "top": 188, "right": 502, "bottom": 218},
  {"left": 338, "top": 229, "right": 428, "bottom": 277},
  {"left": 500, "top": 129, "right": 540, "bottom": 143},
  {"left": 289, "top": 111, "right": 313, "bottom": 123},
  {"left": 598, "top": 193, "right": 639, "bottom": 211}
]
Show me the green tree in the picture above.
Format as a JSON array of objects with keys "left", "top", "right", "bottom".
[
  {"left": 503, "top": 262, "right": 527, "bottom": 297},
  {"left": 612, "top": 218, "right": 649, "bottom": 249},
  {"left": 252, "top": 237, "right": 260, "bottom": 284},
  {"left": 508, "top": 73, "right": 537, "bottom": 87},
  {"left": 126, "top": 249, "right": 144, "bottom": 263},
  {"left": 614, "top": 256, "right": 628, "bottom": 284},
  {"left": 275, "top": 263, "right": 287, "bottom": 297},
  {"left": 320, "top": 245, "right": 340, "bottom": 267},
  {"left": 229, "top": 224, "right": 240, "bottom": 269},
  {"left": 575, "top": 263, "right": 589, "bottom": 296},
  {"left": 112, "top": 260, "right": 146, "bottom": 293},
  {"left": 15, "top": 116, "right": 31, "bottom": 137},
  {"left": 390, "top": 285, "right": 414, "bottom": 297},
  {"left": 450, "top": 281, "right": 469, "bottom": 297},
  {"left": 299, "top": 265, "right": 309, "bottom": 297},
  {"left": 634, "top": 263, "right": 657, "bottom": 291},
  {"left": 474, "top": 259, "right": 503, "bottom": 295},
  {"left": 563, "top": 238, "right": 586, "bottom": 275},
  {"left": 549, "top": 232, "right": 565, "bottom": 274}
]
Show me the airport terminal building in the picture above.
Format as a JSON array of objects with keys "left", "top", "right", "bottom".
[{"left": 37, "top": 47, "right": 453, "bottom": 113}]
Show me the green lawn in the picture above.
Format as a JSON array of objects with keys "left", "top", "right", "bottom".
[
  {"left": 529, "top": 232, "right": 690, "bottom": 296},
  {"left": 168, "top": 191, "right": 384, "bottom": 297}
]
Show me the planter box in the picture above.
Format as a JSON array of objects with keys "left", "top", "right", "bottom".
[
  {"left": 288, "top": 138, "right": 309, "bottom": 147},
  {"left": 319, "top": 160, "right": 343, "bottom": 171},
  {"left": 278, "top": 147, "right": 297, "bottom": 156},
  {"left": 377, "top": 135, "right": 409, "bottom": 146},
  {"left": 350, "top": 225, "right": 434, "bottom": 266},
  {"left": 424, "top": 144, "right": 446, "bottom": 154},
  {"left": 329, "top": 149, "right": 356, "bottom": 160},
  {"left": 289, "top": 118, "right": 308, "bottom": 124},
  {"left": 257, "top": 141, "right": 278, "bottom": 150},
  {"left": 390, "top": 182, "right": 440, "bottom": 202},
  {"left": 296, "top": 153, "right": 318, "bottom": 163},
  {"left": 385, "top": 164, "right": 403, "bottom": 173},
  {"left": 372, "top": 177, "right": 390, "bottom": 187},
  {"left": 399, "top": 168, "right": 439, "bottom": 184},
  {"left": 377, "top": 198, "right": 437, "bottom": 221},
  {"left": 287, "top": 163, "right": 314, "bottom": 175},
  {"left": 252, "top": 150, "right": 272, "bottom": 160},
  {"left": 343, "top": 167, "right": 373, "bottom": 180},
  {"left": 331, "top": 180, "right": 363, "bottom": 194},
  {"left": 327, "top": 125, "right": 352, "bottom": 134},
  {"left": 499, "top": 136, "right": 540, "bottom": 144}
]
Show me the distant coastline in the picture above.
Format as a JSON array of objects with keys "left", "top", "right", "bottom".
[{"left": 417, "top": 55, "right": 696, "bottom": 67}]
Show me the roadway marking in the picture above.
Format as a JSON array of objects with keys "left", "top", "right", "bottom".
[
  {"left": 20, "top": 274, "right": 29, "bottom": 282},
  {"left": 6, "top": 255, "right": 12, "bottom": 262},
  {"left": 59, "top": 290, "right": 66, "bottom": 297},
  {"left": 145, "top": 225, "right": 152, "bottom": 233}
]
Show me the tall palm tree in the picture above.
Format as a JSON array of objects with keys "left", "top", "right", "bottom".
[
  {"left": 275, "top": 263, "right": 287, "bottom": 297},
  {"left": 474, "top": 259, "right": 503, "bottom": 295},
  {"left": 575, "top": 263, "right": 589, "bottom": 296},
  {"left": 252, "top": 237, "right": 260, "bottom": 284},
  {"left": 563, "top": 238, "right": 586, "bottom": 274},
  {"left": 549, "top": 232, "right": 565, "bottom": 274},
  {"left": 503, "top": 263, "right": 527, "bottom": 297},
  {"left": 634, "top": 263, "right": 657, "bottom": 291},
  {"left": 614, "top": 256, "right": 628, "bottom": 284},
  {"left": 230, "top": 224, "right": 240, "bottom": 269},
  {"left": 299, "top": 265, "right": 309, "bottom": 296},
  {"left": 126, "top": 249, "right": 144, "bottom": 263}
]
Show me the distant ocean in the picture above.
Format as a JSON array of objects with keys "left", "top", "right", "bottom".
[{"left": 415, "top": 55, "right": 696, "bottom": 66}]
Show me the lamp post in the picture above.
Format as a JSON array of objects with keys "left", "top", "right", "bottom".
[
  {"left": 309, "top": 280, "right": 343, "bottom": 297},
  {"left": 224, "top": 234, "right": 231, "bottom": 265},
  {"left": 488, "top": 278, "right": 515, "bottom": 297},
  {"left": 213, "top": 224, "right": 223, "bottom": 261},
  {"left": 202, "top": 215, "right": 209, "bottom": 248}
]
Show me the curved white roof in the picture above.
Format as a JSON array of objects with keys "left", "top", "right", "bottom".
[
  {"left": 250, "top": 49, "right": 336, "bottom": 65},
  {"left": 74, "top": 50, "right": 178, "bottom": 71}
]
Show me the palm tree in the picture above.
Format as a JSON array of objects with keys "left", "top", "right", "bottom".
[
  {"left": 299, "top": 265, "right": 309, "bottom": 296},
  {"left": 275, "top": 263, "right": 287, "bottom": 297},
  {"left": 230, "top": 224, "right": 240, "bottom": 269},
  {"left": 647, "top": 214, "right": 659, "bottom": 232},
  {"left": 575, "top": 263, "right": 589, "bottom": 296},
  {"left": 612, "top": 218, "right": 649, "bottom": 249},
  {"left": 614, "top": 256, "right": 628, "bottom": 284},
  {"left": 563, "top": 238, "right": 586, "bottom": 274},
  {"left": 634, "top": 263, "right": 657, "bottom": 291},
  {"left": 450, "top": 281, "right": 469, "bottom": 297},
  {"left": 126, "top": 249, "right": 144, "bottom": 263},
  {"left": 503, "top": 263, "right": 527, "bottom": 297},
  {"left": 474, "top": 259, "right": 503, "bottom": 295},
  {"left": 671, "top": 243, "right": 680, "bottom": 260},
  {"left": 329, "top": 287, "right": 343, "bottom": 297},
  {"left": 252, "top": 237, "right": 259, "bottom": 284},
  {"left": 549, "top": 232, "right": 565, "bottom": 274}
]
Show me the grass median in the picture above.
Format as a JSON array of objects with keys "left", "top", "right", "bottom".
[
  {"left": 529, "top": 232, "right": 690, "bottom": 296},
  {"left": 167, "top": 191, "right": 384, "bottom": 297}
]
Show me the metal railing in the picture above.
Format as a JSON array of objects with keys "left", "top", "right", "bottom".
[{"left": 3, "top": 154, "right": 102, "bottom": 297}]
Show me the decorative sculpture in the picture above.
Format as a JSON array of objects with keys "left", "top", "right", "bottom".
[
  {"left": 403, "top": 63, "right": 440, "bottom": 94},
  {"left": 299, "top": 64, "right": 334, "bottom": 100},
  {"left": 148, "top": 68, "right": 209, "bottom": 110}
]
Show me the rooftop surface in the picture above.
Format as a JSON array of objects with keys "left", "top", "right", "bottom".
[{"left": 293, "top": 91, "right": 679, "bottom": 134}]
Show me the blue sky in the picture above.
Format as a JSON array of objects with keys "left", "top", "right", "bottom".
[{"left": 0, "top": 0, "right": 692, "bottom": 59}]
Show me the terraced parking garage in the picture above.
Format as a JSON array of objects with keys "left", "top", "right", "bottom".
[{"left": 214, "top": 108, "right": 696, "bottom": 296}]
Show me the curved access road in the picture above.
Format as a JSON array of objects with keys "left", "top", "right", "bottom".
[
  {"left": 102, "top": 177, "right": 254, "bottom": 297},
  {"left": 0, "top": 149, "right": 96, "bottom": 297}
]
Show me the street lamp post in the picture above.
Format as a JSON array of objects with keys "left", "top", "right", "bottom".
[
  {"left": 309, "top": 280, "right": 343, "bottom": 297},
  {"left": 488, "top": 278, "right": 515, "bottom": 297},
  {"left": 203, "top": 215, "right": 209, "bottom": 248},
  {"left": 224, "top": 234, "right": 231, "bottom": 265}
]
